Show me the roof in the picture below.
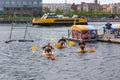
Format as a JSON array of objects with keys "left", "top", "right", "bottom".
[{"left": 71, "top": 25, "right": 96, "bottom": 31}]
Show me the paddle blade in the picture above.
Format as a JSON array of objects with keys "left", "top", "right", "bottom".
[
  {"left": 68, "top": 41, "right": 76, "bottom": 46},
  {"left": 89, "top": 48, "right": 95, "bottom": 53},
  {"left": 31, "top": 45, "right": 38, "bottom": 51},
  {"left": 50, "top": 38, "right": 56, "bottom": 41}
]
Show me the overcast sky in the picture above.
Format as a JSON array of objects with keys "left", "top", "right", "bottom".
[{"left": 43, "top": 0, "right": 120, "bottom": 4}]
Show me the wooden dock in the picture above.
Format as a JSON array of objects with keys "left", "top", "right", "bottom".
[
  {"left": 64, "top": 33, "right": 120, "bottom": 44},
  {"left": 63, "top": 37, "right": 97, "bottom": 42},
  {"left": 98, "top": 38, "right": 120, "bottom": 44},
  {"left": 97, "top": 32, "right": 120, "bottom": 44}
]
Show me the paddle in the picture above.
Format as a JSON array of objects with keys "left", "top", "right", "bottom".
[
  {"left": 87, "top": 43, "right": 96, "bottom": 53},
  {"left": 31, "top": 45, "right": 38, "bottom": 53},
  {"left": 31, "top": 45, "right": 39, "bottom": 58},
  {"left": 68, "top": 41, "right": 76, "bottom": 46},
  {"left": 50, "top": 38, "right": 56, "bottom": 41},
  {"left": 31, "top": 45, "right": 38, "bottom": 50},
  {"left": 89, "top": 48, "right": 96, "bottom": 53}
]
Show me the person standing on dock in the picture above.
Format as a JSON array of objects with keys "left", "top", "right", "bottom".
[{"left": 105, "top": 21, "right": 112, "bottom": 39}]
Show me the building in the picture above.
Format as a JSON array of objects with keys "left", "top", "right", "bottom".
[
  {"left": 71, "top": 3, "right": 78, "bottom": 10},
  {"left": 43, "top": 3, "right": 71, "bottom": 12},
  {"left": 79, "top": 0, "right": 102, "bottom": 11},
  {"left": 110, "top": 3, "right": 120, "bottom": 14},
  {"left": 101, "top": 4, "right": 110, "bottom": 12},
  {"left": 0, "top": 0, "right": 42, "bottom": 16},
  {"left": 116, "top": 3, "right": 120, "bottom": 14},
  {"left": 101, "top": 3, "right": 120, "bottom": 14}
]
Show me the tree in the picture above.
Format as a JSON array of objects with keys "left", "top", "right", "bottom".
[
  {"left": 55, "top": 8, "right": 63, "bottom": 15},
  {"left": 65, "top": 9, "right": 76, "bottom": 17},
  {"left": 42, "top": 7, "right": 51, "bottom": 14}
]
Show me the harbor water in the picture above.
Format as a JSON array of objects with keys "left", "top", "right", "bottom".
[{"left": 0, "top": 22, "right": 120, "bottom": 80}]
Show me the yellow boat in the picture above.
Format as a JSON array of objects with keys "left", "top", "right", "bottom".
[
  {"left": 42, "top": 52, "right": 55, "bottom": 60},
  {"left": 54, "top": 43, "right": 66, "bottom": 49},
  {"left": 32, "top": 13, "right": 88, "bottom": 26},
  {"left": 78, "top": 48, "right": 87, "bottom": 53}
]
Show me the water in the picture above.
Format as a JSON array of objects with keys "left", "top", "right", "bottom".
[{"left": 0, "top": 22, "right": 120, "bottom": 80}]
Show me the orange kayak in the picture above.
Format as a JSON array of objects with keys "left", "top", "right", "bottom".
[
  {"left": 42, "top": 52, "right": 55, "bottom": 60},
  {"left": 78, "top": 48, "right": 87, "bottom": 53},
  {"left": 54, "top": 43, "right": 66, "bottom": 49}
]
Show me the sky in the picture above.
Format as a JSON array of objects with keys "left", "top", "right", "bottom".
[{"left": 43, "top": 0, "right": 120, "bottom": 4}]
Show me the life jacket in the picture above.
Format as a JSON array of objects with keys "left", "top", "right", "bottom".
[{"left": 45, "top": 46, "right": 52, "bottom": 50}]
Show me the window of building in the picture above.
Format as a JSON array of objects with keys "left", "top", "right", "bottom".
[
  {"left": 16, "top": 1, "right": 20, "bottom": 4},
  {"left": 33, "top": 1, "right": 37, "bottom": 5},
  {"left": 39, "top": 1, "right": 42, "bottom": 4},
  {"left": 23, "top": 1, "right": 27, "bottom": 5},
  {"left": 28, "top": 2, "right": 32, "bottom": 5},
  {"left": 11, "top": 1, "right": 16, "bottom": 4},
  {"left": 5, "top": 1, "right": 10, "bottom": 4}
]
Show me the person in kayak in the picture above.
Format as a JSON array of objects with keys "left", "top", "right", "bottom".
[
  {"left": 42, "top": 42, "right": 54, "bottom": 53},
  {"left": 78, "top": 39, "right": 86, "bottom": 51},
  {"left": 58, "top": 37, "right": 67, "bottom": 46}
]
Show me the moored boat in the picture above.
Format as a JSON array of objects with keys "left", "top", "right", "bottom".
[
  {"left": 32, "top": 13, "right": 88, "bottom": 26},
  {"left": 64, "top": 25, "right": 98, "bottom": 42}
]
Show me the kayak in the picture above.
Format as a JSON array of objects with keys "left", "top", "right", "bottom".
[
  {"left": 42, "top": 52, "right": 55, "bottom": 60},
  {"left": 54, "top": 43, "right": 66, "bottom": 49},
  {"left": 78, "top": 48, "right": 87, "bottom": 53}
]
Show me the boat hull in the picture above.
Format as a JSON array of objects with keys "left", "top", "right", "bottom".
[
  {"left": 32, "top": 17, "right": 88, "bottom": 26},
  {"left": 32, "top": 22, "right": 88, "bottom": 26}
]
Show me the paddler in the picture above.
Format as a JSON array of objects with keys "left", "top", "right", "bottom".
[
  {"left": 42, "top": 42, "right": 54, "bottom": 53},
  {"left": 78, "top": 39, "right": 87, "bottom": 51},
  {"left": 58, "top": 36, "right": 66, "bottom": 46}
]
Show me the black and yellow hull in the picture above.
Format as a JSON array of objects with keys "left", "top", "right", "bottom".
[{"left": 32, "top": 18, "right": 88, "bottom": 26}]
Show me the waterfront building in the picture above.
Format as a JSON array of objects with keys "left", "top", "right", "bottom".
[
  {"left": 43, "top": 3, "right": 71, "bottom": 12},
  {"left": 0, "top": 0, "right": 42, "bottom": 16},
  {"left": 101, "top": 3, "right": 120, "bottom": 14},
  {"left": 71, "top": 3, "right": 78, "bottom": 11},
  {"left": 110, "top": 3, "right": 120, "bottom": 14},
  {"left": 78, "top": 0, "right": 102, "bottom": 11},
  {"left": 101, "top": 4, "right": 110, "bottom": 12}
]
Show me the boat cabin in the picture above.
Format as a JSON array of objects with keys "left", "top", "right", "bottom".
[{"left": 66, "top": 25, "right": 98, "bottom": 41}]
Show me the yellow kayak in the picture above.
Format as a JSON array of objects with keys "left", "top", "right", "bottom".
[
  {"left": 78, "top": 48, "right": 87, "bottom": 53},
  {"left": 54, "top": 43, "right": 66, "bottom": 49},
  {"left": 42, "top": 52, "right": 55, "bottom": 60}
]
